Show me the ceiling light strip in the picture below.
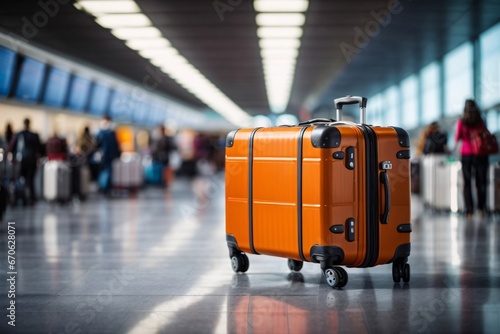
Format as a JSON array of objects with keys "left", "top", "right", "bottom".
[
  {"left": 75, "top": 0, "right": 252, "bottom": 126},
  {"left": 255, "top": 0, "right": 309, "bottom": 114}
]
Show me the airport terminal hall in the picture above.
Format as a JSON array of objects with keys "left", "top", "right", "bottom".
[{"left": 1, "top": 0, "right": 500, "bottom": 333}]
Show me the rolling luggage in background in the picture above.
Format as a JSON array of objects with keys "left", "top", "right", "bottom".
[
  {"left": 0, "top": 183, "right": 6, "bottom": 221},
  {"left": 112, "top": 153, "right": 143, "bottom": 190},
  {"left": 410, "top": 158, "right": 421, "bottom": 194},
  {"left": 69, "top": 155, "right": 90, "bottom": 200},
  {"left": 71, "top": 164, "right": 90, "bottom": 200},
  {"left": 488, "top": 162, "right": 500, "bottom": 213},
  {"left": 421, "top": 154, "right": 450, "bottom": 209},
  {"left": 43, "top": 160, "right": 71, "bottom": 202},
  {"left": 145, "top": 161, "right": 164, "bottom": 185},
  {"left": 434, "top": 158, "right": 452, "bottom": 211},
  {"left": 34, "top": 158, "right": 46, "bottom": 201},
  {"left": 450, "top": 161, "right": 465, "bottom": 213},
  {"left": 225, "top": 96, "right": 411, "bottom": 288}
]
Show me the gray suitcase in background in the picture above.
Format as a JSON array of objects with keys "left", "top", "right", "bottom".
[
  {"left": 112, "top": 153, "right": 144, "bottom": 190},
  {"left": 488, "top": 162, "right": 500, "bottom": 213},
  {"left": 450, "top": 161, "right": 465, "bottom": 213},
  {"left": 422, "top": 154, "right": 451, "bottom": 210},
  {"left": 43, "top": 160, "right": 71, "bottom": 202}
]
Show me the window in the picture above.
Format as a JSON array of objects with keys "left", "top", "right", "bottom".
[
  {"left": 367, "top": 93, "right": 382, "bottom": 125},
  {"left": 486, "top": 111, "right": 498, "bottom": 133},
  {"left": 480, "top": 22, "right": 500, "bottom": 108},
  {"left": 420, "top": 62, "right": 441, "bottom": 124},
  {"left": 444, "top": 42, "right": 473, "bottom": 116},
  {"left": 384, "top": 85, "right": 400, "bottom": 126},
  {"left": 401, "top": 75, "right": 419, "bottom": 129}
]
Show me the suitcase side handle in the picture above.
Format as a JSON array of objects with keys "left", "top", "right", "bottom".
[
  {"left": 334, "top": 95, "right": 368, "bottom": 124},
  {"left": 380, "top": 171, "right": 391, "bottom": 224}
]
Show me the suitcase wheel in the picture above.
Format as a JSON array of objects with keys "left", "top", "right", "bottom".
[
  {"left": 287, "top": 259, "right": 303, "bottom": 272},
  {"left": 403, "top": 263, "right": 410, "bottom": 283},
  {"left": 231, "top": 253, "right": 249, "bottom": 273},
  {"left": 323, "top": 267, "right": 348, "bottom": 288},
  {"left": 392, "top": 262, "right": 410, "bottom": 283}
]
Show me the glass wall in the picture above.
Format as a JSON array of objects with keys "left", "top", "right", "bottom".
[
  {"left": 480, "top": 22, "right": 500, "bottom": 109},
  {"left": 367, "top": 93, "right": 383, "bottom": 125},
  {"left": 401, "top": 75, "right": 419, "bottom": 129},
  {"left": 443, "top": 42, "right": 473, "bottom": 116},
  {"left": 384, "top": 85, "right": 400, "bottom": 126},
  {"left": 420, "top": 62, "right": 441, "bottom": 124}
]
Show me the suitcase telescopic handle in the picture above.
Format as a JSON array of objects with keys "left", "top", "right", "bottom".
[{"left": 334, "top": 95, "right": 368, "bottom": 124}]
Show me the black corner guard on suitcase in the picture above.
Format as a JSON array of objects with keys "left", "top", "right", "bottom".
[
  {"left": 311, "top": 126, "right": 341, "bottom": 148},
  {"left": 310, "top": 245, "right": 345, "bottom": 269},
  {"left": 226, "top": 129, "right": 239, "bottom": 147},
  {"left": 388, "top": 243, "right": 411, "bottom": 264},
  {"left": 391, "top": 127, "right": 410, "bottom": 147},
  {"left": 226, "top": 234, "right": 241, "bottom": 257}
]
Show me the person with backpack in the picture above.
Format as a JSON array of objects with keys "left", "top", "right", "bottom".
[
  {"left": 455, "top": 99, "right": 497, "bottom": 219},
  {"left": 8, "top": 118, "right": 41, "bottom": 206},
  {"left": 96, "top": 116, "right": 121, "bottom": 195}
]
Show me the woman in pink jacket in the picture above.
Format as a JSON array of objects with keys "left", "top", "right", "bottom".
[{"left": 455, "top": 99, "right": 489, "bottom": 218}]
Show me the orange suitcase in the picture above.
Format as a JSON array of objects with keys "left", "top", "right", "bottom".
[{"left": 225, "top": 96, "right": 411, "bottom": 288}]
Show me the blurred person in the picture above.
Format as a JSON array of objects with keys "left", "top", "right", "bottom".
[
  {"left": 5, "top": 123, "right": 13, "bottom": 146},
  {"left": 415, "top": 121, "right": 449, "bottom": 156},
  {"left": 150, "top": 124, "right": 176, "bottom": 186},
  {"left": 455, "top": 99, "right": 490, "bottom": 219},
  {"left": 96, "top": 115, "right": 120, "bottom": 194},
  {"left": 46, "top": 132, "right": 68, "bottom": 161},
  {"left": 8, "top": 118, "right": 41, "bottom": 205},
  {"left": 76, "top": 126, "right": 96, "bottom": 160}
]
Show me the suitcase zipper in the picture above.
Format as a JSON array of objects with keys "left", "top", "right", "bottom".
[
  {"left": 358, "top": 125, "right": 379, "bottom": 267},
  {"left": 297, "top": 126, "right": 309, "bottom": 262},
  {"left": 248, "top": 127, "right": 261, "bottom": 255}
]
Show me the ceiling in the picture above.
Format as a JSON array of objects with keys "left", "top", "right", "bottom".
[{"left": 1, "top": 0, "right": 499, "bottom": 121}]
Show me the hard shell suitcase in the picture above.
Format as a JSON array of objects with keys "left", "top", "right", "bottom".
[
  {"left": 112, "top": 153, "right": 144, "bottom": 190},
  {"left": 71, "top": 164, "right": 90, "bottom": 199},
  {"left": 225, "top": 96, "right": 411, "bottom": 288},
  {"left": 450, "top": 161, "right": 465, "bottom": 213},
  {"left": 145, "top": 161, "right": 164, "bottom": 185},
  {"left": 421, "top": 154, "right": 451, "bottom": 209},
  {"left": 488, "top": 162, "right": 500, "bottom": 213},
  {"left": 43, "top": 160, "right": 71, "bottom": 202},
  {"left": 410, "top": 158, "right": 421, "bottom": 194},
  {"left": 434, "top": 159, "right": 452, "bottom": 211}
]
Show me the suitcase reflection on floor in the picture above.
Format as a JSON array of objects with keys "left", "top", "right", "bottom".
[{"left": 227, "top": 272, "right": 414, "bottom": 334}]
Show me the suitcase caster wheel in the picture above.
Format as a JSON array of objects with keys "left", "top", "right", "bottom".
[
  {"left": 287, "top": 259, "right": 303, "bottom": 272},
  {"left": 392, "top": 262, "right": 402, "bottom": 283},
  {"left": 323, "top": 268, "right": 339, "bottom": 288},
  {"left": 402, "top": 263, "right": 410, "bottom": 283},
  {"left": 231, "top": 253, "right": 249, "bottom": 273},
  {"left": 334, "top": 267, "right": 348, "bottom": 288}
]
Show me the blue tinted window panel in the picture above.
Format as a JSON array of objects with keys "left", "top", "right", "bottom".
[
  {"left": 68, "top": 76, "right": 91, "bottom": 111},
  {"left": 15, "top": 57, "right": 46, "bottom": 102},
  {"left": 132, "top": 101, "right": 149, "bottom": 124},
  {"left": 89, "top": 84, "right": 110, "bottom": 116},
  {"left": 444, "top": 42, "right": 473, "bottom": 116},
  {"left": 480, "top": 22, "right": 500, "bottom": 108},
  {"left": 43, "top": 67, "right": 71, "bottom": 107},
  {"left": 109, "top": 91, "right": 131, "bottom": 122},
  {"left": 0, "top": 47, "right": 17, "bottom": 97},
  {"left": 420, "top": 62, "right": 441, "bottom": 124}
]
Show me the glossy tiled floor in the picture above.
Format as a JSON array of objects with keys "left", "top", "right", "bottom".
[{"left": 1, "top": 174, "right": 499, "bottom": 333}]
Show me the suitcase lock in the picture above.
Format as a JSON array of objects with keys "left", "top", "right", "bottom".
[{"left": 380, "top": 161, "right": 392, "bottom": 170}]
